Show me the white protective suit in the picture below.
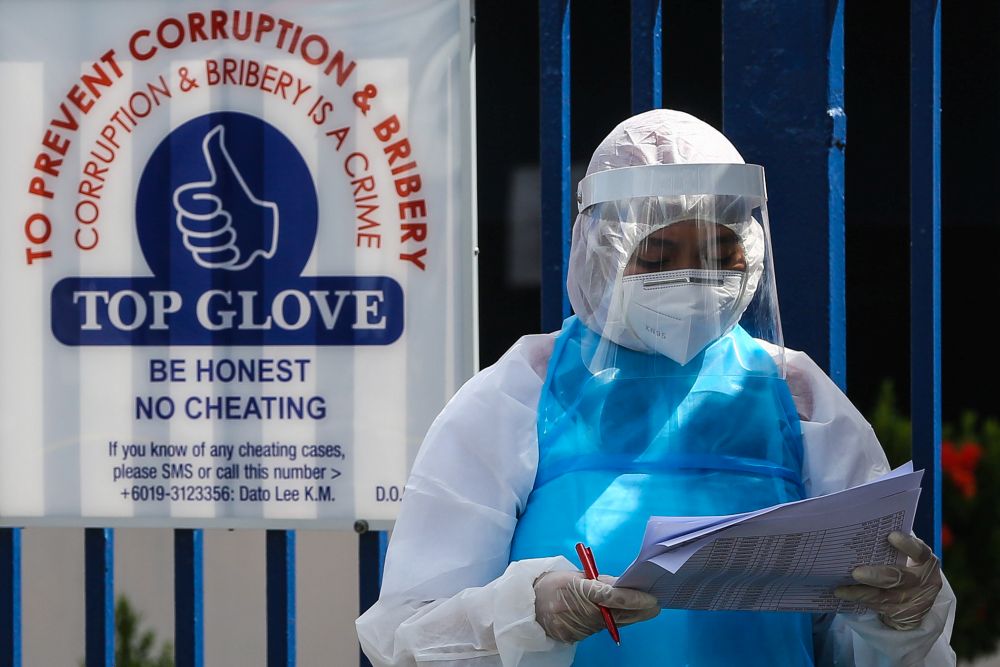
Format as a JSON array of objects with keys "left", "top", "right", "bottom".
[{"left": 356, "top": 110, "right": 957, "bottom": 667}]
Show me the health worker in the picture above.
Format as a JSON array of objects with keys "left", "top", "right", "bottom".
[{"left": 356, "top": 109, "right": 956, "bottom": 666}]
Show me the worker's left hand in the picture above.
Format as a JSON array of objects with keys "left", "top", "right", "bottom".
[{"left": 834, "top": 531, "right": 942, "bottom": 630}]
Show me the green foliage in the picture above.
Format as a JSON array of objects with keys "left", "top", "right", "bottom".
[
  {"left": 116, "top": 596, "right": 174, "bottom": 667},
  {"left": 867, "top": 381, "right": 912, "bottom": 468},
  {"left": 80, "top": 595, "right": 174, "bottom": 667},
  {"left": 868, "top": 381, "right": 1000, "bottom": 660}
]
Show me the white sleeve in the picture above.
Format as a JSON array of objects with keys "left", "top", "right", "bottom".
[
  {"left": 782, "top": 348, "right": 957, "bottom": 666},
  {"left": 356, "top": 334, "right": 578, "bottom": 667}
]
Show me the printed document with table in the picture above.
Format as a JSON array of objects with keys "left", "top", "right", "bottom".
[{"left": 616, "top": 463, "right": 922, "bottom": 613}]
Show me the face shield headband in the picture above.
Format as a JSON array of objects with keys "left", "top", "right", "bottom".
[{"left": 577, "top": 163, "right": 766, "bottom": 213}]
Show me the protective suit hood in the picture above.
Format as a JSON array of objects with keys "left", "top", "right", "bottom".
[{"left": 566, "top": 109, "right": 782, "bottom": 369}]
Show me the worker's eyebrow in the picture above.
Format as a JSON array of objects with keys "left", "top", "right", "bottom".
[
  {"left": 640, "top": 237, "right": 674, "bottom": 247},
  {"left": 705, "top": 230, "right": 738, "bottom": 243}
]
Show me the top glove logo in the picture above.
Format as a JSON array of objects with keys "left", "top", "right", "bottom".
[
  {"left": 173, "top": 125, "right": 279, "bottom": 271},
  {"left": 51, "top": 111, "right": 404, "bottom": 346}
]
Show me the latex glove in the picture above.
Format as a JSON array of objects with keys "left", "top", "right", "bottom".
[
  {"left": 834, "top": 531, "right": 943, "bottom": 630},
  {"left": 533, "top": 570, "right": 660, "bottom": 643}
]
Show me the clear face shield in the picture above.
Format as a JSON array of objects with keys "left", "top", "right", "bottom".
[{"left": 567, "top": 163, "right": 785, "bottom": 377}]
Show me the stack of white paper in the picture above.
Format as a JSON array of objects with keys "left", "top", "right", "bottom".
[{"left": 615, "top": 463, "right": 923, "bottom": 613}]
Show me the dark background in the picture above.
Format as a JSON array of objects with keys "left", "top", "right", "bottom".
[{"left": 473, "top": 1, "right": 996, "bottom": 423}]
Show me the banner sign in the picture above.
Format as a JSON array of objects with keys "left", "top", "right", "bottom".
[{"left": 0, "top": 0, "right": 477, "bottom": 528}]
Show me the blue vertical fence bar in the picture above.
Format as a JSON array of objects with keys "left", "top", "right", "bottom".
[
  {"left": 909, "top": 0, "right": 943, "bottom": 556},
  {"left": 539, "top": 0, "right": 572, "bottom": 332},
  {"left": 85, "top": 527, "right": 114, "bottom": 667},
  {"left": 0, "top": 528, "right": 20, "bottom": 667},
  {"left": 266, "top": 530, "right": 296, "bottom": 667},
  {"left": 722, "top": 0, "right": 847, "bottom": 387},
  {"left": 174, "top": 529, "right": 204, "bottom": 667},
  {"left": 358, "top": 529, "right": 388, "bottom": 667},
  {"left": 630, "top": 0, "right": 662, "bottom": 114}
]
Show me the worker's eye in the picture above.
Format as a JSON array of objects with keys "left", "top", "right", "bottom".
[
  {"left": 634, "top": 252, "right": 672, "bottom": 271},
  {"left": 704, "top": 251, "right": 732, "bottom": 266},
  {"left": 703, "top": 243, "right": 744, "bottom": 270}
]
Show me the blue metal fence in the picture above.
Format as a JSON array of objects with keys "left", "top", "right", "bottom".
[
  {"left": 0, "top": 1, "right": 943, "bottom": 664},
  {"left": 909, "top": 0, "right": 943, "bottom": 556},
  {"left": 1, "top": 525, "right": 304, "bottom": 666},
  {"left": 266, "top": 530, "right": 296, "bottom": 667},
  {"left": 539, "top": 0, "right": 573, "bottom": 334},
  {"left": 0, "top": 527, "right": 19, "bottom": 666},
  {"left": 722, "top": 0, "right": 847, "bottom": 386},
  {"left": 174, "top": 529, "right": 204, "bottom": 667},
  {"left": 85, "top": 528, "right": 114, "bottom": 667},
  {"left": 358, "top": 529, "right": 388, "bottom": 667},
  {"left": 630, "top": 0, "right": 663, "bottom": 114}
]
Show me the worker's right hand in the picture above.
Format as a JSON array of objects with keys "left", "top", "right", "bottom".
[{"left": 532, "top": 570, "right": 660, "bottom": 643}]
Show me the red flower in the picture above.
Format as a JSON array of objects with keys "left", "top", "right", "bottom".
[{"left": 941, "top": 440, "right": 982, "bottom": 499}]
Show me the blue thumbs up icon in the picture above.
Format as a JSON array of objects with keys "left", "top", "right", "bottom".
[{"left": 172, "top": 125, "right": 279, "bottom": 271}]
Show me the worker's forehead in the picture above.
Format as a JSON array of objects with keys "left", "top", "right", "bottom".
[{"left": 638, "top": 221, "right": 738, "bottom": 244}]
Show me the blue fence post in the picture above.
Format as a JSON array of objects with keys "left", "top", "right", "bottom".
[
  {"left": 630, "top": 0, "right": 662, "bottom": 114},
  {"left": 0, "top": 528, "right": 20, "bottom": 667},
  {"left": 358, "top": 529, "right": 388, "bottom": 667},
  {"left": 909, "top": 0, "right": 942, "bottom": 556},
  {"left": 266, "top": 530, "right": 296, "bottom": 667},
  {"left": 722, "top": 0, "right": 847, "bottom": 387},
  {"left": 85, "top": 528, "right": 114, "bottom": 667},
  {"left": 539, "top": 0, "right": 572, "bottom": 332},
  {"left": 174, "top": 529, "right": 204, "bottom": 667}
]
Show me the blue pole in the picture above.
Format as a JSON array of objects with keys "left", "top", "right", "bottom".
[
  {"left": 0, "top": 528, "right": 20, "bottom": 667},
  {"left": 266, "top": 530, "right": 296, "bottom": 667},
  {"left": 358, "top": 529, "right": 388, "bottom": 667},
  {"left": 85, "top": 528, "right": 114, "bottom": 667},
  {"left": 909, "top": 0, "right": 942, "bottom": 556},
  {"left": 539, "top": 0, "right": 572, "bottom": 332},
  {"left": 722, "top": 0, "right": 847, "bottom": 388},
  {"left": 174, "top": 529, "right": 204, "bottom": 667},
  {"left": 630, "top": 0, "right": 662, "bottom": 114}
]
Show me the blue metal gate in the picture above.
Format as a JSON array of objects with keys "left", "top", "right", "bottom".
[
  {"left": 1, "top": 1, "right": 942, "bottom": 664},
  {"left": 539, "top": 0, "right": 940, "bottom": 553}
]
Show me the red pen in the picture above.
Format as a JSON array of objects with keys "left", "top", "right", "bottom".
[{"left": 575, "top": 542, "right": 621, "bottom": 646}]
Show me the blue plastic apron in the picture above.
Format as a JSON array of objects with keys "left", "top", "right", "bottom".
[{"left": 509, "top": 317, "right": 814, "bottom": 666}]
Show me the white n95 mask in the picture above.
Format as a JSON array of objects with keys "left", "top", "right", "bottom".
[{"left": 622, "top": 269, "right": 746, "bottom": 365}]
